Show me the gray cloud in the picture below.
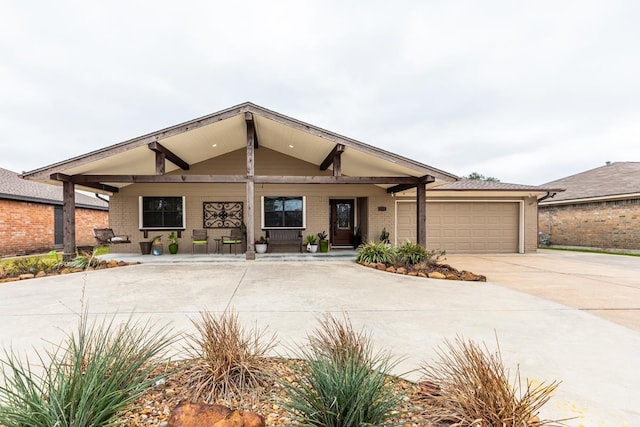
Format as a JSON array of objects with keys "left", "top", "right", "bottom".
[{"left": 1, "top": 0, "right": 639, "bottom": 183}]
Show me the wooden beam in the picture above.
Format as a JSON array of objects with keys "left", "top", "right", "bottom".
[
  {"left": 62, "top": 181, "right": 76, "bottom": 260},
  {"left": 148, "top": 141, "right": 190, "bottom": 170},
  {"left": 66, "top": 174, "right": 417, "bottom": 185},
  {"left": 246, "top": 112, "right": 256, "bottom": 260},
  {"left": 416, "top": 177, "right": 427, "bottom": 247},
  {"left": 254, "top": 176, "right": 417, "bottom": 184},
  {"left": 50, "top": 173, "right": 119, "bottom": 194},
  {"left": 155, "top": 151, "right": 165, "bottom": 175},
  {"left": 387, "top": 175, "right": 434, "bottom": 193},
  {"left": 320, "top": 144, "right": 345, "bottom": 171},
  {"left": 69, "top": 174, "right": 248, "bottom": 183},
  {"left": 245, "top": 112, "right": 259, "bottom": 149}
]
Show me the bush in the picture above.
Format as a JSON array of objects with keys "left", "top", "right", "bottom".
[
  {"left": 419, "top": 336, "right": 560, "bottom": 427},
  {"left": 355, "top": 241, "right": 394, "bottom": 264},
  {"left": 395, "top": 241, "right": 428, "bottom": 265},
  {"left": 281, "top": 314, "right": 404, "bottom": 427},
  {"left": 183, "top": 310, "right": 277, "bottom": 403},
  {"left": 0, "top": 310, "right": 175, "bottom": 427}
]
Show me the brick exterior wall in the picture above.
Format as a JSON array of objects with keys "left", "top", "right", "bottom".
[
  {"left": 0, "top": 199, "right": 108, "bottom": 257},
  {"left": 539, "top": 199, "right": 640, "bottom": 250}
]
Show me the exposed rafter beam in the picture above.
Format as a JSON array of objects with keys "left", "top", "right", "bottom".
[
  {"left": 320, "top": 144, "right": 345, "bottom": 171},
  {"left": 245, "top": 112, "right": 259, "bottom": 148},
  {"left": 386, "top": 175, "right": 434, "bottom": 193},
  {"left": 147, "top": 141, "right": 190, "bottom": 170},
  {"left": 50, "top": 173, "right": 119, "bottom": 193}
]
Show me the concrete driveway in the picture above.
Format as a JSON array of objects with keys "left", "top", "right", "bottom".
[
  {"left": 446, "top": 249, "right": 640, "bottom": 332},
  {"left": 0, "top": 251, "right": 638, "bottom": 426}
]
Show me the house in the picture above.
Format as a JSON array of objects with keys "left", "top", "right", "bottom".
[
  {"left": 0, "top": 167, "right": 108, "bottom": 257},
  {"left": 539, "top": 162, "right": 640, "bottom": 251},
  {"left": 20, "top": 102, "right": 556, "bottom": 259}
]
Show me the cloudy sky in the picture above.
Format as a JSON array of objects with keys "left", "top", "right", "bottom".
[{"left": 1, "top": 1, "right": 639, "bottom": 185}]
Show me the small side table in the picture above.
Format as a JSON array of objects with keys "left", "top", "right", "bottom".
[{"left": 213, "top": 238, "right": 222, "bottom": 254}]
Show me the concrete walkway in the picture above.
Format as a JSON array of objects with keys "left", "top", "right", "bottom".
[{"left": 0, "top": 251, "right": 638, "bottom": 426}]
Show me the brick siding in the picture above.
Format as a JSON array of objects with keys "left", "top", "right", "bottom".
[
  {"left": 0, "top": 199, "right": 108, "bottom": 257},
  {"left": 539, "top": 199, "right": 640, "bottom": 250}
]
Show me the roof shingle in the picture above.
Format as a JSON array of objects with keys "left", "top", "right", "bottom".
[
  {"left": 0, "top": 167, "right": 108, "bottom": 209},
  {"left": 540, "top": 162, "right": 640, "bottom": 202}
]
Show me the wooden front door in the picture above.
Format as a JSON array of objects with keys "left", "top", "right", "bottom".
[{"left": 330, "top": 199, "right": 354, "bottom": 247}]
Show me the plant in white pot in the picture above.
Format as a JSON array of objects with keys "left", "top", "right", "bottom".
[
  {"left": 255, "top": 236, "right": 268, "bottom": 254},
  {"left": 305, "top": 234, "right": 318, "bottom": 253}
]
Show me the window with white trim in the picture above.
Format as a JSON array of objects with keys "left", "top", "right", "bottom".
[
  {"left": 261, "top": 196, "right": 306, "bottom": 228},
  {"left": 139, "top": 196, "right": 186, "bottom": 229}
]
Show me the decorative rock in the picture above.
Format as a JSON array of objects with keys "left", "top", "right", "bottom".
[
  {"left": 396, "top": 267, "right": 407, "bottom": 274},
  {"left": 376, "top": 263, "right": 387, "bottom": 270},
  {"left": 19, "top": 273, "right": 35, "bottom": 280},
  {"left": 427, "top": 271, "right": 446, "bottom": 279},
  {"left": 461, "top": 271, "right": 487, "bottom": 282},
  {"left": 445, "top": 274, "right": 459, "bottom": 280},
  {"left": 386, "top": 266, "right": 396, "bottom": 273},
  {"left": 60, "top": 268, "right": 71, "bottom": 275},
  {"left": 407, "top": 271, "right": 418, "bottom": 276},
  {"left": 117, "top": 261, "right": 127, "bottom": 266},
  {"left": 168, "top": 401, "right": 265, "bottom": 427},
  {"left": 0, "top": 277, "right": 20, "bottom": 283},
  {"left": 417, "top": 272, "right": 427, "bottom": 278},
  {"left": 108, "top": 260, "right": 119, "bottom": 268}
]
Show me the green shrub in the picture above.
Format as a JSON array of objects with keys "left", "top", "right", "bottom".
[
  {"left": 281, "top": 314, "right": 404, "bottom": 427},
  {"left": 0, "top": 310, "right": 175, "bottom": 427},
  {"left": 355, "top": 241, "right": 394, "bottom": 264},
  {"left": 395, "top": 241, "right": 428, "bottom": 265},
  {"left": 419, "top": 336, "right": 560, "bottom": 426},
  {"left": 183, "top": 310, "right": 277, "bottom": 403}
]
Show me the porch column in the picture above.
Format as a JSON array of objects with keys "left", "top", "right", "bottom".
[
  {"left": 62, "top": 181, "right": 76, "bottom": 260},
  {"left": 245, "top": 112, "right": 256, "bottom": 260},
  {"left": 416, "top": 177, "right": 427, "bottom": 247}
]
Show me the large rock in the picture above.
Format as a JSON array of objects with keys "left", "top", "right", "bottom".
[
  {"left": 461, "top": 271, "right": 487, "bottom": 282},
  {"left": 168, "top": 402, "right": 265, "bottom": 427},
  {"left": 19, "top": 273, "right": 35, "bottom": 280},
  {"left": 427, "top": 271, "right": 446, "bottom": 279}
]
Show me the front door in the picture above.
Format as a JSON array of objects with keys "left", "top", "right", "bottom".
[{"left": 330, "top": 199, "right": 354, "bottom": 247}]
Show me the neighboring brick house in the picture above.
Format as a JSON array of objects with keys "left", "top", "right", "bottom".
[
  {"left": 539, "top": 162, "right": 640, "bottom": 250},
  {"left": 0, "top": 167, "right": 108, "bottom": 257}
]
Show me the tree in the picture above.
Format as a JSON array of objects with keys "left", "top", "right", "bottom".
[{"left": 464, "top": 172, "right": 500, "bottom": 182}]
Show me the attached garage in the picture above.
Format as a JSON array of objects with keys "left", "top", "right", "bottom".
[{"left": 396, "top": 200, "right": 522, "bottom": 254}]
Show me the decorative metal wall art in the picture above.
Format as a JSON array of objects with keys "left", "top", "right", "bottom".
[{"left": 203, "top": 202, "right": 243, "bottom": 228}]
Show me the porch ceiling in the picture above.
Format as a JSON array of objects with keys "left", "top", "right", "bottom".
[{"left": 21, "top": 102, "right": 458, "bottom": 193}]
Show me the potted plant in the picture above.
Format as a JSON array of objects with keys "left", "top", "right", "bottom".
[
  {"left": 305, "top": 234, "right": 318, "bottom": 253},
  {"left": 255, "top": 236, "right": 268, "bottom": 254},
  {"left": 168, "top": 231, "right": 179, "bottom": 254},
  {"left": 151, "top": 235, "right": 163, "bottom": 256},
  {"left": 317, "top": 230, "right": 329, "bottom": 253}
]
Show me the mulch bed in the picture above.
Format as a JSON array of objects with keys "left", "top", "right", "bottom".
[
  {"left": 358, "top": 261, "right": 487, "bottom": 282},
  {"left": 119, "top": 358, "right": 435, "bottom": 427}
]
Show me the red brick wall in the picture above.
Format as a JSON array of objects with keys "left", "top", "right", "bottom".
[
  {"left": 0, "top": 199, "right": 108, "bottom": 257},
  {"left": 539, "top": 199, "right": 640, "bottom": 250}
]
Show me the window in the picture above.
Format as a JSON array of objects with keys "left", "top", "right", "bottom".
[
  {"left": 139, "top": 196, "right": 185, "bottom": 229},
  {"left": 262, "top": 196, "right": 306, "bottom": 228}
]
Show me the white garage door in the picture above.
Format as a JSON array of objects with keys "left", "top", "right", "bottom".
[{"left": 397, "top": 202, "right": 519, "bottom": 253}]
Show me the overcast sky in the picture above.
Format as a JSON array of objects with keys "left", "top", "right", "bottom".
[{"left": 1, "top": 1, "right": 639, "bottom": 185}]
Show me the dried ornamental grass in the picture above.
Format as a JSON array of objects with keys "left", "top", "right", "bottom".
[
  {"left": 419, "top": 336, "right": 562, "bottom": 427},
  {"left": 182, "top": 310, "right": 277, "bottom": 404}
]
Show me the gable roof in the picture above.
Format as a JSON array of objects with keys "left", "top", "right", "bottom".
[
  {"left": 430, "top": 179, "right": 558, "bottom": 191},
  {"left": 540, "top": 162, "right": 640, "bottom": 204},
  {"left": 21, "top": 102, "right": 458, "bottom": 192},
  {"left": 0, "top": 167, "right": 108, "bottom": 209}
]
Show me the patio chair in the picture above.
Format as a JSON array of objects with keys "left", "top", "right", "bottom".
[
  {"left": 191, "top": 229, "right": 209, "bottom": 254},
  {"left": 93, "top": 228, "right": 131, "bottom": 245},
  {"left": 221, "top": 228, "right": 243, "bottom": 254}
]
